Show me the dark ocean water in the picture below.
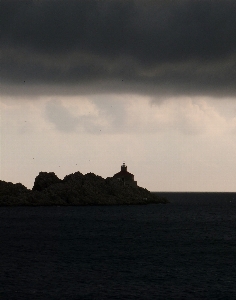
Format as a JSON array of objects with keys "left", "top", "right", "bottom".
[{"left": 1, "top": 193, "right": 236, "bottom": 299}]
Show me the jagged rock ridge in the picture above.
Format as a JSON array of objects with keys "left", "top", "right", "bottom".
[{"left": 0, "top": 171, "right": 167, "bottom": 206}]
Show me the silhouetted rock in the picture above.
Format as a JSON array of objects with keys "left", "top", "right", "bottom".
[
  {"left": 0, "top": 171, "right": 168, "bottom": 206},
  {"left": 32, "top": 172, "right": 62, "bottom": 191},
  {"left": 0, "top": 180, "right": 28, "bottom": 196},
  {"left": 63, "top": 171, "right": 83, "bottom": 184},
  {"left": 0, "top": 180, "right": 31, "bottom": 205}
]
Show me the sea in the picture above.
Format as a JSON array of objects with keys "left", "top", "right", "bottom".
[{"left": 1, "top": 192, "right": 236, "bottom": 300}]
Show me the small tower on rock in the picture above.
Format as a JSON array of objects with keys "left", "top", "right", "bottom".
[{"left": 113, "top": 163, "right": 137, "bottom": 187}]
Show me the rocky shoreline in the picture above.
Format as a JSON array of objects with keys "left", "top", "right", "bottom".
[{"left": 0, "top": 171, "right": 168, "bottom": 206}]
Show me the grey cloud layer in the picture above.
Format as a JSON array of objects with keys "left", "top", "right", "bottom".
[
  {"left": 1, "top": 0, "right": 236, "bottom": 96},
  {"left": 45, "top": 98, "right": 127, "bottom": 133}
]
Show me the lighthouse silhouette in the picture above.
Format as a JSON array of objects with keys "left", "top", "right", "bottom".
[{"left": 113, "top": 163, "right": 137, "bottom": 187}]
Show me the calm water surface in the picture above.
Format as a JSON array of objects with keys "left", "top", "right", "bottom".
[{"left": 1, "top": 193, "right": 236, "bottom": 299}]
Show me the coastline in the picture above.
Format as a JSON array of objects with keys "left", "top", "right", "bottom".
[{"left": 0, "top": 171, "right": 168, "bottom": 206}]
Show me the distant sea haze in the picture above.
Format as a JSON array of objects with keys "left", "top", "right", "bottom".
[{"left": 1, "top": 194, "right": 236, "bottom": 299}]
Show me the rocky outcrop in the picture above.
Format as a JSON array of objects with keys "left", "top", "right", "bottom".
[
  {"left": 0, "top": 171, "right": 168, "bottom": 206},
  {"left": 0, "top": 180, "right": 31, "bottom": 205},
  {"left": 32, "top": 172, "right": 62, "bottom": 191}
]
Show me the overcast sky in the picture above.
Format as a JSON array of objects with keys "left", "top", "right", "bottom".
[{"left": 1, "top": 0, "right": 236, "bottom": 191}]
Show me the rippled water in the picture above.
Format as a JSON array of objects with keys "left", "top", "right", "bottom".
[{"left": 1, "top": 194, "right": 236, "bottom": 299}]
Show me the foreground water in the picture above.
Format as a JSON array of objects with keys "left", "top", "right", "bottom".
[{"left": 1, "top": 193, "right": 236, "bottom": 299}]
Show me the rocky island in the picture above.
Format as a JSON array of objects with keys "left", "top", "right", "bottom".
[{"left": 0, "top": 165, "right": 167, "bottom": 206}]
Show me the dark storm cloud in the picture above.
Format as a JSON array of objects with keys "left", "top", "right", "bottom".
[{"left": 1, "top": 0, "right": 236, "bottom": 96}]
